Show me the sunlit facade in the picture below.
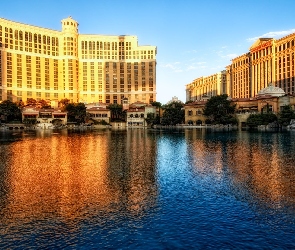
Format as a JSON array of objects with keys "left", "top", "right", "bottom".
[
  {"left": 228, "top": 34, "right": 295, "bottom": 99},
  {"left": 186, "top": 32, "right": 295, "bottom": 102},
  {"left": 0, "top": 17, "right": 157, "bottom": 104},
  {"left": 186, "top": 71, "right": 226, "bottom": 101}
]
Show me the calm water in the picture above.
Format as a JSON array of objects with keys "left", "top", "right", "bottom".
[{"left": 1, "top": 128, "right": 295, "bottom": 249}]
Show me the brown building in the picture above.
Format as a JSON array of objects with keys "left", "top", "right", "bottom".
[{"left": 0, "top": 17, "right": 157, "bottom": 105}]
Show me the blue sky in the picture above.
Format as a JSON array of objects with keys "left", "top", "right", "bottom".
[{"left": 1, "top": 0, "right": 295, "bottom": 104}]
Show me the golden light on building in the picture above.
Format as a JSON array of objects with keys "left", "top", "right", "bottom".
[
  {"left": 186, "top": 71, "right": 227, "bottom": 101},
  {"left": 228, "top": 34, "right": 295, "bottom": 99},
  {"left": 186, "top": 32, "right": 295, "bottom": 101},
  {"left": 0, "top": 17, "right": 157, "bottom": 104}
]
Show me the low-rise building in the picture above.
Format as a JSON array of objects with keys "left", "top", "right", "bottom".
[
  {"left": 184, "top": 101, "right": 207, "bottom": 125},
  {"left": 85, "top": 103, "right": 111, "bottom": 124},
  {"left": 126, "top": 102, "right": 156, "bottom": 127},
  {"left": 184, "top": 84, "right": 295, "bottom": 127},
  {"left": 22, "top": 107, "right": 67, "bottom": 128}
]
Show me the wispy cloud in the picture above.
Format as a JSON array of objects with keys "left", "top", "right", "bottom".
[
  {"left": 160, "top": 62, "right": 183, "bottom": 72},
  {"left": 159, "top": 61, "right": 207, "bottom": 73},
  {"left": 222, "top": 53, "right": 238, "bottom": 59},
  {"left": 247, "top": 29, "right": 295, "bottom": 42},
  {"left": 183, "top": 49, "right": 198, "bottom": 54},
  {"left": 185, "top": 62, "right": 207, "bottom": 71},
  {"left": 216, "top": 50, "right": 238, "bottom": 60}
]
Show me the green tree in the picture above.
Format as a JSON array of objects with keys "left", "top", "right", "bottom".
[
  {"left": 278, "top": 105, "right": 295, "bottom": 126},
  {"left": 0, "top": 100, "right": 22, "bottom": 123},
  {"left": 151, "top": 101, "right": 162, "bottom": 125},
  {"left": 145, "top": 112, "right": 156, "bottom": 127},
  {"left": 261, "top": 113, "right": 277, "bottom": 125},
  {"left": 203, "top": 94, "right": 236, "bottom": 124},
  {"left": 151, "top": 101, "right": 162, "bottom": 108},
  {"left": 161, "top": 101, "right": 184, "bottom": 125},
  {"left": 37, "top": 99, "right": 51, "bottom": 109},
  {"left": 59, "top": 98, "right": 70, "bottom": 108},
  {"left": 107, "top": 103, "right": 125, "bottom": 122},
  {"left": 246, "top": 114, "right": 263, "bottom": 128},
  {"left": 26, "top": 98, "right": 37, "bottom": 106},
  {"left": 65, "top": 103, "right": 86, "bottom": 124},
  {"left": 246, "top": 113, "right": 278, "bottom": 128}
]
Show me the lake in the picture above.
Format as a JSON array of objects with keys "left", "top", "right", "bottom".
[{"left": 1, "top": 128, "right": 295, "bottom": 249}]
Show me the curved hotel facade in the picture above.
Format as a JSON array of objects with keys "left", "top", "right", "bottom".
[
  {"left": 0, "top": 17, "right": 157, "bottom": 105},
  {"left": 186, "top": 32, "right": 295, "bottom": 101}
]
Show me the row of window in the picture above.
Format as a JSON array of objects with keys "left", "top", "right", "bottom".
[
  {"left": 129, "top": 114, "right": 145, "bottom": 118},
  {"left": 187, "top": 110, "right": 203, "bottom": 116},
  {"left": 232, "top": 43, "right": 294, "bottom": 68}
]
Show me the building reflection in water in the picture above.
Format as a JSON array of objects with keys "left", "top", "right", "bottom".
[
  {"left": 185, "top": 129, "right": 295, "bottom": 209},
  {"left": 0, "top": 129, "right": 158, "bottom": 229}
]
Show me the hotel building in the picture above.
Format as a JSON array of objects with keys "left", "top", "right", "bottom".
[
  {"left": 0, "top": 17, "right": 157, "bottom": 105},
  {"left": 186, "top": 71, "right": 227, "bottom": 101},
  {"left": 186, "top": 32, "right": 295, "bottom": 101}
]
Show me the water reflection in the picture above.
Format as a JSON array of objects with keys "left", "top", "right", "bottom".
[
  {"left": 185, "top": 130, "right": 295, "bottom": 209},
  {"left": 0, "top": 129, "right": 158, "bottom": 230},
  {"left": 1, "top": 129, "right": 295, "bottom": 248}
]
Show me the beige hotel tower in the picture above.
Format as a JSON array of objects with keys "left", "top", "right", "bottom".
[
  {"left": 0, "top": 17, "right": 157, "bottom": 105},
  {"left": 186, "top": 32, "right": 295, "bottom": 101}
]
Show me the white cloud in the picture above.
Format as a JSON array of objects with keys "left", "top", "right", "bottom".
[
  {"left": 186, "top": 65, "right": 207, "bottom": 71},
  {"left": 160, "top": 62, "right": 181, "bottom": 71},
  {"left": 185, "top": 61, "right": 207, "bottom": 71},
  {"left": 216, "top": 49, "right": 238, "bottom": 60},
  {"left": 222, "top": 53, "right": 238, "bottom": 59},
  {"left": 160, "top": 61, "right": 207, "bottom": 73},
  {"left": 247, "top": 29, "right": 295, "bottom": 42},
  {"left": 183, "top": 49, "right": 198, "bottom": 54}
]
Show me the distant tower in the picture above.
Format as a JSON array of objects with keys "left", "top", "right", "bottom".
[
  {"left": 61, "top": 16, "right": 79, "bottom": 34},
  {"left": 61, "top": 17, "right": 79, "bottom": 102}
]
